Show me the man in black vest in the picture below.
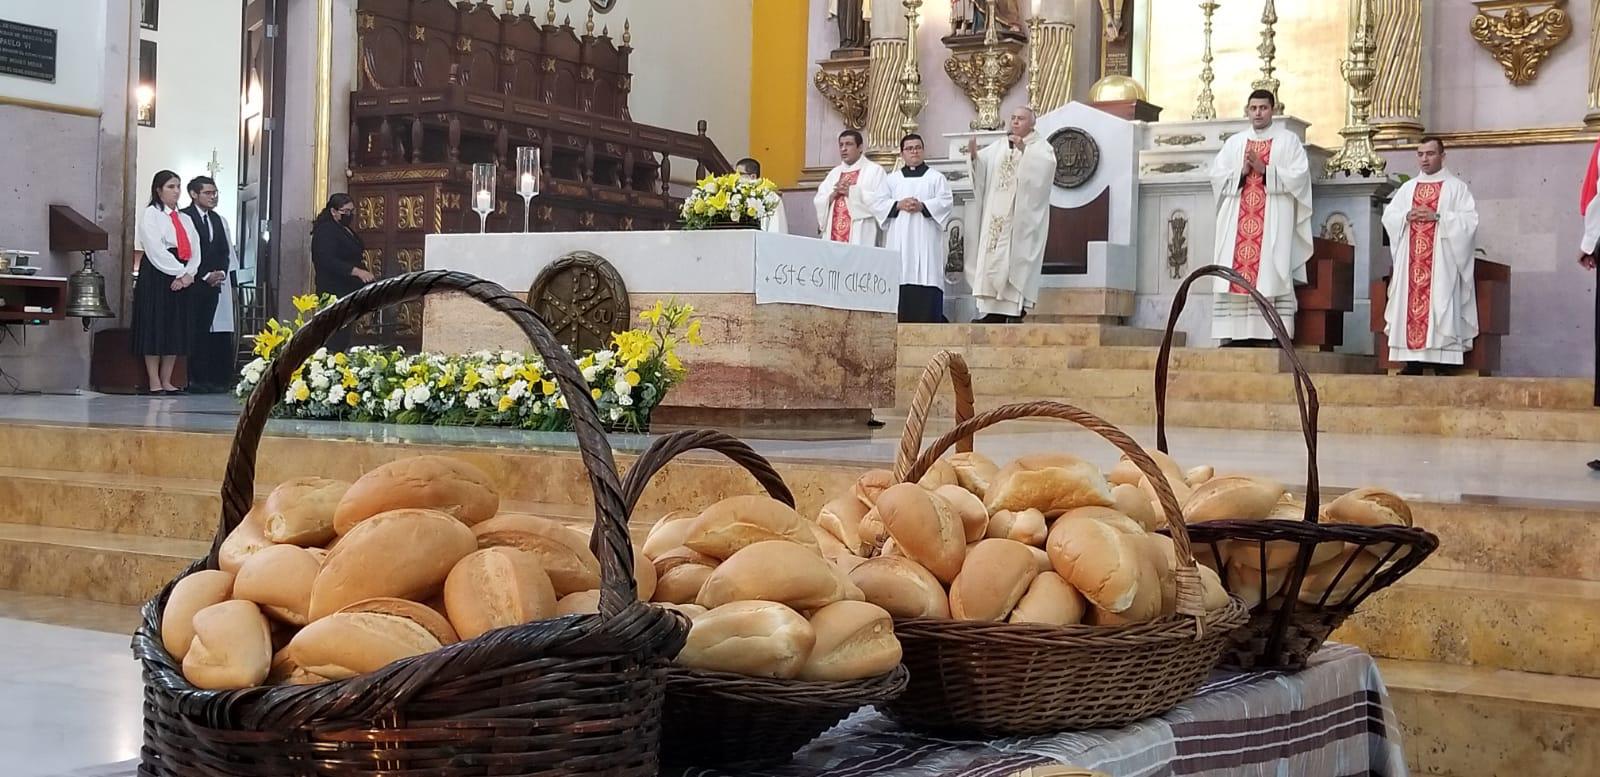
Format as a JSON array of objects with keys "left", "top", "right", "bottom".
[{"left": 181, "top": 176, "right": 237, "bottom": 393}]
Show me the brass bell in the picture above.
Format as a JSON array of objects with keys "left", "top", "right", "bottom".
[{"left": 65, "top": 250, "right": 114, "bottom": 330}]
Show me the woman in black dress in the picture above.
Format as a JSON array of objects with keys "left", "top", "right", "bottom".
[
  {"left": 133, "top": 170, "right": 200, "bottom": 394},
  {"left": 310, "top": 194, "right": 372, "bottom": 351}
]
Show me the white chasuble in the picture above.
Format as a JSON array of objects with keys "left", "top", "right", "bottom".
[
  {"left": 870, "top": 164, "right": 954, "bottom": 288},
  {"left": 1208, "top": 124, "right": 1314, "bottom": 341},
  {"left": 1381, "top": 171, "right": 1479, "bottom": 364},
  {"left": 813, "top": 158, "right": 887, "bottom": 246},
  {"left": 966, "top": 132, "right": 1056, "bottom": 317}
]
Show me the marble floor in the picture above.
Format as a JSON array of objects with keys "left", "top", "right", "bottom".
[{"left": 1, "top": 392, "right": 1598, "bottom": 505}]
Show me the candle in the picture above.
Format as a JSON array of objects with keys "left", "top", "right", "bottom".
[
  {"left": 518, "top": 173, "right": 536, "bottom": 197},
  {"left": 475, "top": 190, "right": 492, "bottom": 212}
]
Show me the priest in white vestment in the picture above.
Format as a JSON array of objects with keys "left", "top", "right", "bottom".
[
  {"left": 737, "top": 157, "right": 788, "bottom": 234},
  {"left": 965, "top": 106, "right": 1056, "bottom": 323},
  {"left": 1381, "top": 138, "right": 1479, "bottom": 373},
  {"left": 1208, "top": 90, "right": 1314, "bottom": 344},
  {"left": 814, "top": 130, "right": 886, "bottom": 245},
  {"left": 870, "top": 133, "right": 954, "bottom": 323}
]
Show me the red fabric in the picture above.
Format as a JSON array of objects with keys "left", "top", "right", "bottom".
[
  {"left": 828, "top": 170, "right": 861, "bottom": 242},
  {"left": 168, "top": 210, "right": 193, "bottom": 263},
  {"left": 1405, "top": 181, "right": 1444, "bottom": 350},
  {"left": 1230, "top": 139, "right": 1273, "bottom": 294},
  {"left": 1582, "top": 138, "right": 1600, "bottom": 215}
]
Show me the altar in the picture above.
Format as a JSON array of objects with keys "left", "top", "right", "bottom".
[{"left": 422, "top": 231, "right": 900, "bottom": 426}]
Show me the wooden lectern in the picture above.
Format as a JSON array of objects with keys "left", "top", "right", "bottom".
[
  {"left": 1369, "top": 259, "right": 1510, "bottom": 375},
  {"left": 1293, "top": 238, "right": 1355, "bottom": 350}
]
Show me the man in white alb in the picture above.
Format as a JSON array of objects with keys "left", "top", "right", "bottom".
[
  {"left": 1381, "top": 137, "right": 1479, "bottom": 375},
  {"left": 736, "top": 157, "right": 787, "bottom": 234},
  {"left": 965, "top": 106, "right": 1056, "bottom": 323},
  {"left": 871, "top": 133, "right": 954, "bottom": 323},
  {"left": 814, "top": 130, "right": 886, "bottom": 245},
  {"left": 1208, "top": 89, "right": 1314, "bottom": 345}
]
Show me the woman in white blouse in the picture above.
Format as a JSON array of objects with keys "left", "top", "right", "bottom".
[{"left": 133, "top": 170, "right": 200, "bottom": 395}]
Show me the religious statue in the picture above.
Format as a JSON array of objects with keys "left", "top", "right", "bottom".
[
  {"left": 1098, "top": 0, "right": 1126, "bottom": 42},
  {"left": 981, "top": 0, "right": 1023, "bottom": 32},
  {"left": 829, "top": 0, "right": 872, "bottom": 52}
]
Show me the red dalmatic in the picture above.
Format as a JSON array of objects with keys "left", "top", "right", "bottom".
[
  {"left": 1230, "top": 139, "right": 1273, "bottom": 294},
  {"left": 1405, "top": 181, "right": 1444, "bottom": 350},
  {"left": 828, "top": 170, "right": 860, "bottom": 242}
]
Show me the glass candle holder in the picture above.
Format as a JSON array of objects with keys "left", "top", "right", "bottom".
[
  {"left": 471, "top": 161, "right": 496, "bottom": 234},
  {"left": 515, "top": 147, "right": 541, "bottom": 233}
]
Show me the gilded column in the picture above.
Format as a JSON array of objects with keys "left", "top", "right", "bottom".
[
  {"left": 1370, "top": 0, "right": 1424, "bottom": 142},
  {"left": 866, "top": 0, "right": 911, "bottom": 154},
  {"left": 1028, "top": 18, "right": 1076, "bottom": 115},
  {"left": 1588, "top": 0, "right": 1600, "bottom": 128}
]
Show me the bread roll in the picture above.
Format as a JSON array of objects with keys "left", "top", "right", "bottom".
[
  {"left": 918, "top": 458, "right": 961, "bottom": 489},
  {"left": 1322, "top": 487, "right": 1413, "bottom": 527},
  {"left": 1183, "top": 476, "right": 1285, "bottom": 523},
  {"left": 677, "top": 600, "right": 815, "bottom": 679},
  {"left": 949, "top": 539, "right": 1039, "bottom": 621},
  {"left": 1008, "top": 571, "right": 1087, "bottom": 626},
  {"left": 1045, "top": 516, "right": 1144, "bottom": 613},
  {"left": 653, "top": 548, "right": 718, "bottom": 604},
  {"left": 473, "top": 514, "right": 602, "bottom": 596},
  {"left": 810, "top": 522, "right": 855, "bottom": 563},
  {"left": 556, "top": 589, "right": 601, "bottom": 615},
  {"left": 653, "top": 545, "right": 719, "bottom": 577},
  {"left": 1141, "top": 533, "right": 1178, "bottom": 616},
  {"left": 263, "top": 477, "right": 350, "bottom": 546},
  {"left": 683, "top": 495, "right": 817, "bottom": 561},
  {"left": 632, "top": 546, "right": 658, "bottom": 602},
  {"left": 1297, "top": 549, "right": 1381, "bottom": 604},
  {"left": 161, "top": 570, "right": 236, "bottom": 660},
  {"left": 1225, "top": 558, "right": 1285, "bottom": 608},
  {"left": 985, "top": 454, "right": 1114, "bottom": 517},
  {"left": 233, "top": 544, "right": 320, "bottom": 625},
  {"left": 858, "top": 507, "right": 888, "bottom": 552},
  {"left": 852, "top": 469, "right": 895, "bottom": 509},
  {"left": 933, "top": 485, "right": 989, "bottom": 543},
  {"left": 183, "top": 600, "right": 272, "bottom": 690},
  {"left": 817, "top": 496, "right": 870, "bottom": 555},
  {"left": 1028, "top": 545, "right": 1052, "bottom": 573},
  {"left": 1184, "top": 465, "right": 1216, "bottom": 488},
  {"left": 797, "top": 600, "right": 901, "bottom": 681},
  {"left": 1107, "top": 458, "right": 1144, "bottom": 487},
  {"left": 287, "top": 610, "right": 444, "bottom": 680},
  {"left": 267, "top": 647, "right": 303, "bottom": 685},
  {"left": 339, "top": 597, "right": 458, "bottom": 644},
  {"left": 984, "top": 508, "right": 1048, "bottom": 546},
  {"left": 848, "top": 556, "right": 950, "bottom": 619},
  {"left": 1111, "top": 483, "right": 1163, "bottom": 531},
  {"left": 443, "top": 547, "right": 557, "bottom": 639},
  {"left": 877, "top": 483, "right": 966, "bottom": 584},
  {"left": 1060, "top": 506, "right": 1145, "bottom": 535},
  {"left": 641, "top": 511, "right": 698, "bottom": 559},
  {"left": 880, "top": 537, "right": 902, "bottom": 557},
  {"left": 657, "top": 602, "right": 708, "bottom": 620},
  {"left": 310, "top": 508, "right": 477, "bottom": 620},
  {"left": 1197, "top": 563, "right": 1231, "bottom": 611},
  {"left": 696, "top": 541, "right": 858, "bottom": 611},
  {"left": 219, "top": 508, "right": 272, "bottom": 575},
  {"left": 947, "top": 451, "right": 1000, "bottom": 498},
  {"left": 831, "top": 553, "right": 868, "bottom": 576},
  {"left": 334, "top": 455, "right": 499, "bottom": 534}
]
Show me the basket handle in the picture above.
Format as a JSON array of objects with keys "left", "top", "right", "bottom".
[
  {"left": 907, "top": 400, "right": 1208, "bottom": 624},
  {"left": 891, "top": 350, "right": 975, "bottom": 482},
  {"left": 214, "top": 270, "right": 638, "bottom": 617},
  {"left": 1155, "top": 265, "right": 1320, "bottom": 521},
  {"left": 620, "top": 429, "right": 796, "bottom": 514}
]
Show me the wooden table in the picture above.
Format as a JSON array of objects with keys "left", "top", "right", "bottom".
[{"left": 0, "top": 274, "right": 68, "bottom": 323}]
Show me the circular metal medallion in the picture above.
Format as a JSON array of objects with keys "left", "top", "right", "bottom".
[
  {"left": 1048, "top": 127, "right": 1101, "bottom": 189},
  {"left": 528, "top": 251, "right": 631, "bottom": 354}
]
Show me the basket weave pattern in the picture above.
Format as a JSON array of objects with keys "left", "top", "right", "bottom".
[{"left": 132, "top": 271, "right": 686, "bottom": 777}]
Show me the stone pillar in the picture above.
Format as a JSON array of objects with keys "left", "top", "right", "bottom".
[
  {"left": 865, "top": 0, "right": 910, "bottom": 154},
  {"left": 1588, "top": 0, "right": 1600, "bottom": 129},
  {"left": 1370, "top": 0, "right": 1424, "bottom": 142}
]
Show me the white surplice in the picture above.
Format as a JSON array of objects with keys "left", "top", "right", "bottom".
[
  {"left": 813, "top": 158, "right": 887, "bottom": 246},
  {"left": 196, "top": 209, "right": 241, "bottom": 334},
  {"left": 966, "top": 132, "right": 1056, "bottom": 317},
  {"left": 869, "top": 164, "right": 954, "bottom": 289},
  {"left": 1381, "top": 170, "right": 1479, "bottom": 364},
  {"left": 762, "top": 200, "right": 789, "bottom": 235},
  {"left": 1208, "top": 122, "right": 1314, "bottom": 341}
]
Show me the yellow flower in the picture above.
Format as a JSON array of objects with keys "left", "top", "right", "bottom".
[
  {"left": 340, "top": 369, "right": 357, "bottom": 388},
  {"left": 463, "top": 370, "right": 481, "bottom": 391},
  {"left": 292, "top": 382, "right": 310, "bottom": 401},
  {"left": 516, "top": 364, "right": 541, "bottom": 384},
  {"left": 640, "top": 300, "right": 665, "bottom": 326},
  {"left": 332, "top": 352, "right": 348, "bottom": 366},
  {"left": 292, "top": 294, "right": 321, "bottom": 314},
  {"left": 665, "top": 351, "right": 682, "bottom": 372},
  {"left": 541, "top": 380, "right": 557, "bottom": 396},
  {"left": 624, "top": 371, "right": 640, "bottom": 386},
  {"left": 345, "top": 391, "right": 360, "bottom": 407},
  {"left": 497, "top": 395, "right": 516, "bottom": 412},
  {"left": 252, "top": 329, "right": 285, "bottom": 358},
  {"left": 685, "top": 319, "right": 703, "bottom": 346},
  {"left": 496, "top": 364, "right": 513, "bottom": 381},
  {"left": 590, "top": 387, "right": 602, "bottom": 400}
]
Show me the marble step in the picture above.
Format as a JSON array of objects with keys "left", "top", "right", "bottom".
[
  {"left": 0, "top": 589, "right": 142, "bottom": 634},
  {"left": 906, "top": 394, "right": 1600, "bottom": 442},
  {"left": 1414, "top": 500, "right": 1600, "bottom": 582},
  {"left": 1380, "top": 658, "right": 1600, "bottom": 777},
  {"left": 895, "top": 369, "right": 1595, "bottom": 412},
  {"left": 1336, "top": 570, "right": 1600, "bottom": 679},
  {"left": 0, "top": 523, "right": 206, "bottom": 607},
  {"left": 897, "top": 323, "right": 1180, "bottom": 348},
  {"left": 897, "top": 344, "right": 1376, "bottom": 375}
]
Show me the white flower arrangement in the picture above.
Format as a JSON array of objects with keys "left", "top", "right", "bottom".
[{"left": 680, "top": 172, "right": 781, "bottom": 229}]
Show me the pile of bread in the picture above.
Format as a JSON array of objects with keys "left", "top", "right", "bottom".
[{"left": 164, "top": 455, "right": 669, "bottom": 691}]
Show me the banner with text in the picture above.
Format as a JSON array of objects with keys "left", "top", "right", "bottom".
[{"left": 752, "top": 235, "right": 901, "bottom": 314}]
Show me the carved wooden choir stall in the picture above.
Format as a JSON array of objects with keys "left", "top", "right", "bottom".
[{"left": 348, "top": 0, "right": 731, "bottom": 348}]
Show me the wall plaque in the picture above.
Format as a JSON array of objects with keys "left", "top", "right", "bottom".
[
  {"left": 0, "top": 19, "right": 57, "bottom": 83},
  {"left": 528, "top": 251, "right": 630, "bottom": 353},
  {"left": 1048, "top": 127, "right": 1101, "bottom": 189}
]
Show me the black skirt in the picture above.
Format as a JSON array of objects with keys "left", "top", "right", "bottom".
[{"left": 131, "top": 259, "right": 195, "bottom": 357}]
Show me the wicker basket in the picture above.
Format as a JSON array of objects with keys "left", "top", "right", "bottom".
[
  {"left": 131, "top": 270, "right": 687, "bottom": 777},
  {"left": 883, "top": 353, "right": 1249, "bottom": 735},
  {"left": 619, "top": 429, "right": 909, "bottom": 768},
  {"left": 1153, "top": 265, "right": 1439, "bottom": 669}
]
